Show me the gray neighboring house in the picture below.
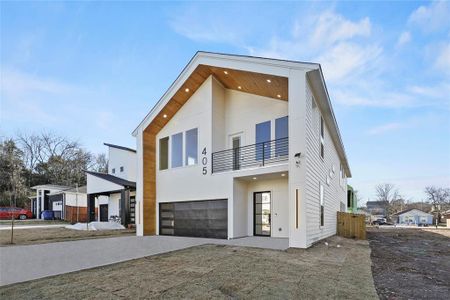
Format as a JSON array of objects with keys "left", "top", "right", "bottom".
[{"left": 395, "top": 208, "right": 433, "bottom": 225}]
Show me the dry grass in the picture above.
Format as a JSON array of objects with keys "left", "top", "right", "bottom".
[
  {"left": 0, "top": 236, "right": 377, "bottom": 299},
  {"left": 0, "top": 227, "right": 135, "bottom": 246}
]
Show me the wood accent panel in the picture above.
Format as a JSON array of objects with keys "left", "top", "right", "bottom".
[{"left": 141, "top": 63, "right": 289, "bottom": 235}]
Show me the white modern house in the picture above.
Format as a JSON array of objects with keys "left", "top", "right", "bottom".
[
  {"left": 47, "top": 186, "right": 88, "bottom": 222},
  {"left": 86, "top": 143, "right": 137, "bottom": 226},
  {"left": 31, "top": 184, "right": 72, "bottom": 219},
  {"left": 132, "top": 52, "right": 351, "bottom": 248}
]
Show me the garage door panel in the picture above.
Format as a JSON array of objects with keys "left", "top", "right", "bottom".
[{"left": 159, "top": 199, "right": 227, "bottom": 239}]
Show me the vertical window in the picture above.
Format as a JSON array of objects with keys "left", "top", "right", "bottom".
[
  {"left": 171, "top": 132, "right": 183, "bottom": 168},
  {"left": 275, "top": 116, "right": 288, "bottom": 156},
  {"left": 159, "top": 137, "right": 169, "bottom": 170},
  {"left": 320, "top": 116, "right": 325, "bottom": 159},
  {"left": 185, "top": 128, "right": 198, "bottom": 166},
  {"left": 319, "top": 183, "right": 324, "bottom": 227},
  {"left": 112, "top": 168, "right": 116, "bottom": 174},
  {"left": 256, "top": 120, "right": 271, "bottom": 161},
  {"left": 120, "top": 166, "right": 124, "bottom": 172}
]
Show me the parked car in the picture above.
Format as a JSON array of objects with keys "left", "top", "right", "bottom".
[
  {"left": 0, "top": 207, "right": 33, "bottom": 220},
  {"left": 372, "top": 218, "right": 391, "bottom": 226}
]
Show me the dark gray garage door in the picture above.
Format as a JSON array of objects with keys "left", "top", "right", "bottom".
[{"left": 159, "top": 199, "right": 227, "bottom": 239}]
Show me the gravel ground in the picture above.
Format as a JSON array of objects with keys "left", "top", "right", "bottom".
[
  {"left": 0, "top": 235, "right": 377, "bottom": 299},
  {"left": 367, "top": 228, "right": 450, "bottom": 300},
  {"left": 0, "top": 227, "right": 135, "bottom": 246}
]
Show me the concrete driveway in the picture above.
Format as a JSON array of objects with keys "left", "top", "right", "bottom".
[{"left": 0, "top": 235, "right": 287, "bottom": 286}]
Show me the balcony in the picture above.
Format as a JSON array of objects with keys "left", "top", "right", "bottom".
[{"left": 212, "top": 137, "right": 289, "bottom": 173}]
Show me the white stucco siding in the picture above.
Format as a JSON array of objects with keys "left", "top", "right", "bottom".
[
  {"left": 108, "top": 147, "right": 137, "bottom": 182},
  {"left": 65, "top": 193, "right": 88, "bottom": 207},
  {"left": 108, "top": 193, "right": 121, "bottom": 218},
  {"left": 304, "top": 83, "right": 347, "bottom": 246},
  {"left": 86, "top": 173, "right": 123, "bottom": 194}
]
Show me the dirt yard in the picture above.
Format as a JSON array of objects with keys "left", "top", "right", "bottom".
[
  {"left": 0, "top": 227, "right": 135, "bottom": 246},
  {"left": 368, "top": 228, "right": 450, "bottom": 300},
  {"left": 0, "top": 236, "right": 377, "bottom": 299}
]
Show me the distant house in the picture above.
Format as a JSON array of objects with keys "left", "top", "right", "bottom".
[
  {"left": 366, "top": 200, "right": 388, "bottom": 217},
  {"left": 47, "top": 186, "right": 90, "bottom": 222},
  {"left": 31, "top": 184, "right": 72, "bottom": 219},
  {"left": 395, "top": 208, "right": 433, "bottom": 225},
  {"left": 85, "top": 143, "right": 136, "bottom": 227}
]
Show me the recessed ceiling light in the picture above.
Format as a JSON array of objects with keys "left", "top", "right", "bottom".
[
  {"left": 252, "top": 177, "right": 257, "bottom": 180},
  {"left": 224, "top": 71, "right": 228, "bottom": 75},
  {"left": 266, "top": 79, "right": 271, "bottom": 83},
  {"left": 163, "top": 114, "right": 167, "bottom": 118},
  {"left": 185, "top": 88, "right": 190, "bottom": 92},
  {"left": 277, "top": 94, "right": 281, "bottom": 98},
  {"left": 281, "top": 173, "right": 286, "bottom": 177},
  {"left": 238, "top": 86, "right": 242, "bottom": 89}
]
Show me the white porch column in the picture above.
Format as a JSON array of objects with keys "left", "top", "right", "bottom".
[{"left": 288, "top": 69, "right": 308, "bottom": 248}]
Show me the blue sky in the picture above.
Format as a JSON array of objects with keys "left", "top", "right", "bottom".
[{"left": 1, "top": 1, "right": 449, "bottom": 203}]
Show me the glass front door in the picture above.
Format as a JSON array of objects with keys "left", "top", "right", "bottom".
[{"left": 254, "top": 191, "right": 271, "bottom": 236}]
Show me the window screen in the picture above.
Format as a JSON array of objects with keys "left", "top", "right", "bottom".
[
  {"left": 171, "top": 132, "right": 183, "bottom": 168},
  {"left": 185, "top": 128, "right": 198, "bottom": 166},
  {"left": 159, "top": 137, "right": 169, "bottom": 170}
]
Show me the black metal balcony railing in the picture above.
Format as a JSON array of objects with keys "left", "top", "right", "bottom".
[{"left": 212, "top": 137, "right": 289, "bottom": 173}]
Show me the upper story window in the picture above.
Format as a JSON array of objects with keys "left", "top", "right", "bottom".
[
  {"left": 159, "top": 137, "right": 169, "bottom": 170},
  {"left": 159, "top": 128, "right": 198, "bottom": 171},
  {"left": 185, "top": 128, "right": 198, "bottom": 166},
  {"left": 275, "top": 116, "right": 288, "bottom": 156},
  {"left": 256, "top": 120, "right": 271, "bottom": 161},
  {"left": 171, "top": 132, "right": 183, "bottom": 168},
  {"left": 120, "top": 166, "right": 124, "bottom": 172},
  {"left": 320, "top": 116, "right": 325, "bottom": 159},
  {"left": 112, "top": 168, "right": 116, "bottom": 174}
]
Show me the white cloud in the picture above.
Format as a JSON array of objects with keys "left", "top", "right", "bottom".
[
  {"left": 367, "top": 122, "right": 406, "bottom": 135},
  {"left": 434, "top": 42, "right": 450, "bottom": 74},
  {"left": 396, "top": 31, "right": 411, "bottom": 47},
  {"left": 308, "top": 12, "right": 371, "bottom": 48},
  {"left": 408, "top": 1, "right": 450, "bottom": 32}
]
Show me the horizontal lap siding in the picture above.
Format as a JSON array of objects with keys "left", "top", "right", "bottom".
[{"left": 305, "top": 84, "right": 346, "bottom": 246}]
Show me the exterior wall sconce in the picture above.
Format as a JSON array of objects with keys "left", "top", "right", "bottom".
[{"left": 294, "top": 152, "right": 302, "bottom": 167}]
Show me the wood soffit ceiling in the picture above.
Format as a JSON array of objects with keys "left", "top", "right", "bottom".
[{"left": 145, "top": 64, "right": 289, "bottom": 135}]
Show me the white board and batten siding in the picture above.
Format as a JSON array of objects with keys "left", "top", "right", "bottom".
[{"left": 305, "top": 83, "right": 347, "bottom": 247}]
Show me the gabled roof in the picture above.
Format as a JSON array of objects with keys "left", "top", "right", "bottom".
[
  {"left": 104, "top": 143, "right": 136, "bottom": 153},
  {"left": 48, "top": 186, "right": 87, "bottom": 196},
  {"left": 85, "top": 171, "right": 136, "bottom": 188},
  {"left": 395, "top": 208, "right": 433, "bottom": 216},
  {"left": 132, "top": 51, "right": 351, "bottom": 177}
]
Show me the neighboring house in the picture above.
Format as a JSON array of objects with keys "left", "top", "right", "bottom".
[
  {"left": 131, "top": 52, "right": 351, "bottom": 248},
  {"left": 31, "top": 184, "right": 71, "bottom": 219},
  {"left": 395, "top": 208, "right": 433, "bottom": 225},
  {"left": 346, "top": 185, "right": 358, "bottom": 213},
  {"left": 366, "top": 200, "right": 388, "bottom": 218},
  {"left": 47, "top": 186, "right": 90, "bottom": 222},
  {"left": 86, "top": 143, "right": 136, "bottom": 226}
]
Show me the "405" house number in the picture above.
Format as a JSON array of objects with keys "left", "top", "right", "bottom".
[{"left": 202, "top": 147, "right": 207, "bottom": 175}]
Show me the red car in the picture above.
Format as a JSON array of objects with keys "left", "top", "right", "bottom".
[{"left": 0, "top": 207, "right": 33, "bottom": 220}]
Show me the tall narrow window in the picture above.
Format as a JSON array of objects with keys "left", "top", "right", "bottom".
[
  {"left": 185, "top": 128, "right": 198, "bottom": 166},
  {"left": 320, "top": 116, "right": 325, "bottom": 159},
  {"left": 171, "top": 132, "right": 183, "bottom": 168},
  {"left": 275, "top": 116, "right": 288, "bottom": 156},
  {"left": 256, "top": 120, "right": 271, "bottom": 161},
  {"left": 159, "top": 137, "right": 169, "bottom": 170},
  {"left": 320, "top": 183, "right": 324, "bottom": 227}
]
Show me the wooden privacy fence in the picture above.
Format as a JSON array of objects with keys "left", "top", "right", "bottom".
[{"left": 337, "top": 212, "right": 366, "bottom": 240}]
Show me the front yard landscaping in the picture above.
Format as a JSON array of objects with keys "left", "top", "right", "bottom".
[
  {"left": 0, "top": 235, "right": 377, "bottom": 299},
  {"left": 368, "top": 228, "right": 450, "bottom": 300},
  {"left": 0, "top": 227, "right": 135, "bottom": 246}
]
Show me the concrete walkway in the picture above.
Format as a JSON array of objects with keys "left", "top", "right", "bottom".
[
  {"left": 0, "top": 235, "right": 288, "bottom": 286},
  {"left": 0, "top": 224, "right": 66, "bottom": 230}
]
